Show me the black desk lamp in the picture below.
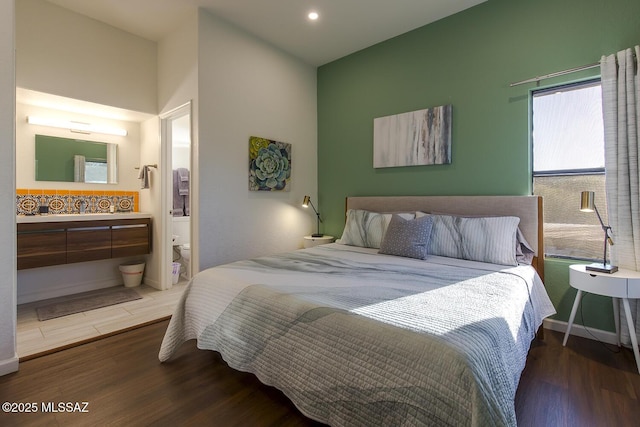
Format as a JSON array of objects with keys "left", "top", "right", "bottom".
[
  {"left": 302, "top": 195, "right": 323, "bottom": 237},
  {"left": 580, "top": 191, "right": 618, "bottom": 273}
]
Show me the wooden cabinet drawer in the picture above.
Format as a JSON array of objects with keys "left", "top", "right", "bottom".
[
  {"left": 17, "top": 229, "right": 66, "bottom": 269},
  {"left": 112, "top": 224, "right": 151, "bottom": 258},
  {"left": 67, "top": 227, "right": 112, "bottom": 263}
]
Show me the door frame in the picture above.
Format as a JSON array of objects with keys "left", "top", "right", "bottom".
[{"left": 160, "top": 102, "right": 192, "bottom": 288}]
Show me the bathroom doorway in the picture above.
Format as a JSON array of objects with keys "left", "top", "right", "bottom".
[{"left": 161, "top": 103, "right": 192, "bottom": 289}]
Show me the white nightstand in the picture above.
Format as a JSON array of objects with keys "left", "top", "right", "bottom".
[
  {"left": 303, "top": 235, "right": 335, "bottom": 248},
  {"left": 563, "top": 264, "right": 640, "bottom": 373}
]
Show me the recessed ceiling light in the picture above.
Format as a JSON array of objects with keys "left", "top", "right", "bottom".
[{"left": 308, "top": 11, "right": 319, "bottom": 21}]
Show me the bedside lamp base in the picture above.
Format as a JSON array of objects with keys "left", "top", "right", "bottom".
[
  {"left": 311, "top": 233, "right": 323, "bottom": 238},
  {"left": 585, "top": 263, "right": 618, "bottom": 274}
]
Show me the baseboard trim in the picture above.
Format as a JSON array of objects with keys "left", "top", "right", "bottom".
[
  {"left": 143, "top": 277, "right": 163, "bottom": 290},
  {"left": 544, "top": 318, "right": 618, "bottom": 345},
  {"left": 0, "top": 355, "right": 19, "bottom": 376}
]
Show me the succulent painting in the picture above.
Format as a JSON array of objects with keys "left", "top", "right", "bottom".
[{"left": 249, "top": 136, "right": 291, "bottom": 191}]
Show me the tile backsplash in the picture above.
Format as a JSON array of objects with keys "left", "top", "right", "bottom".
[{"left": 16, "top": 189, "right": 139, "bottom": 215}]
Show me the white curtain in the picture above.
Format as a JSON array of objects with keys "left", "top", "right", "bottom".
[{"left": 601, "top": 45, "right": 640, "bottom": 345}]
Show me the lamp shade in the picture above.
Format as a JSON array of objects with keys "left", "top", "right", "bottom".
[
  {"left": 580, "top": 191, "right": 595, "bottom": 212},
  {"left": 302, "top": 195, "right": 311, "bottom": 208}
]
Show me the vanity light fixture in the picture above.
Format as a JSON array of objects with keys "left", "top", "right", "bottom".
[{"left": 26, "top": 116, "right": 128, "bottom": 137}]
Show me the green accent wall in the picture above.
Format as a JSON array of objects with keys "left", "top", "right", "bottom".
[{"left": 317, "top": 0, "right": 640, "bottom": 332}]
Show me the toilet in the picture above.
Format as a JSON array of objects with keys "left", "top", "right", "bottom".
[
  {"left": 179, "top": 243, "right": 190, "bottom": 279},
  {"left": 172, "top": 216, "right": 191, "bottom": 280}
]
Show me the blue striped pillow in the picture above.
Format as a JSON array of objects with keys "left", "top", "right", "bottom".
[{"left": 428, "top": 214, "right": 520, "bottom": 266}]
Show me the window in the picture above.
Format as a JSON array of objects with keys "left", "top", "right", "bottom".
[
  {"left": 84, "top": 159, "right": 108, "bottom": 184},
  {"left": 531, "top": 79, "right": 607, "bottom": 260}
]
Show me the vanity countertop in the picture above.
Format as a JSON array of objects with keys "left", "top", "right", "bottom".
[{"left": 16, "top": 212, "right": 152, "bottom": 223}]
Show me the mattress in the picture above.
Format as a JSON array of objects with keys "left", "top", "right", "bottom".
[{"left": 159, "top": 243, "right": 555, "bottom": 426}]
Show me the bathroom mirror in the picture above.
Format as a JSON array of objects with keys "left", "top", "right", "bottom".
[{"left": 35, "top": 134, "right": 118, "bottom": 184}]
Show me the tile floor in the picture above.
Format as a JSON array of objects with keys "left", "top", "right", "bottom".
[{"left": 17, "top": 281, "right": 188, "bottom": 359}]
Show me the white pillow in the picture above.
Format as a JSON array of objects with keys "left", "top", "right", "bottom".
[
  {"left": 428, "top": 214, "right": 521, "bottom": 266},
  {"left": 338, "top": 209, "right": 414, "bottom": 249}
]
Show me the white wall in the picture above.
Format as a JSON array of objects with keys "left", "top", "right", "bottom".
[
  {"left": 197, "top": 10, "right": 317, "bottom": 270},
  {"left": 158, "top": 13, "right": 197, "bottom": 115},
  {"left": 156, "top": 14, "right": 199, "bottom": 282},
  {"left": 16, "top": 0, "right": 157, "bottom": 114},
  {"left": 173, "top": 146, "right": 190, "bottom": 169},
  {"left": 16, "top": 102, "right": 142, "bottom": 190},
  {"left": 0, "top": 0, "right": 18, "bottom": 376},
  {"left": 17, "top": 259, "right": 142, "bottom": 304},
  {"left": 138, "top": 115, "right": 162, "bottom": 289}
]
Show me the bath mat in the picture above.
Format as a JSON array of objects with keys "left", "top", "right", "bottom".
[{"left": 35, "top": 286, "right": 143, "bottom": 321}]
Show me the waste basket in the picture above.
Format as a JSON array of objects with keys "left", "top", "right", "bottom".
[
  {"left": 172, "top": 262, "right": 181, "bottom": 285},
  {"left": 119, "top": 262, "right": 145, "bottom": 287}
]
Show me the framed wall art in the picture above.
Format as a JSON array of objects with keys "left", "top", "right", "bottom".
[
  {"left": 373, "top": 105, "right": 452, "bottom": 168},
  {"left": 249, "top": 136, "right": 291, "bottom": 191}
]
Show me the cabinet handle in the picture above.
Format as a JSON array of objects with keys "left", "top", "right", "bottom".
[
  {"left": 18, "top": 229, "right": 65, "bottom": 234},
  {"left": 112, "top": 224, "right": 148, "bottom": 229},
  {"left": 67, "top": 226, "right": 111, "bottom": 232}
]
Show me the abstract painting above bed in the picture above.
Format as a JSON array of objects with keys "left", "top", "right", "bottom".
[
  {"left": 373, "top": 105, "right": 452, "bottom": 168},
  {"left": 160, "top": 243, "right": 555, "bottom": 427}
]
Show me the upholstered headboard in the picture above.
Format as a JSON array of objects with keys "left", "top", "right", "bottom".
[{"left": 345, "top": 195, "right": 544, "bottom": 280}]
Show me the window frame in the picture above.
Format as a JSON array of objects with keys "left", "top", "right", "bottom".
[{"left": 529, "top": 77, "right": 605, "bottom": 261}]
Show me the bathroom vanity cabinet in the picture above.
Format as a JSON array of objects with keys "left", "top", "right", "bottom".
[{"left": 17, "top": 215, "right": 152, "bottom": 270}]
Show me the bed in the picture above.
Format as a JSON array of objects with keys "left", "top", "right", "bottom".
[{"left": 159, "top": 195, "right": 556, "bottom": 427}]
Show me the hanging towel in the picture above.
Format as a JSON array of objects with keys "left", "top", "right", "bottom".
[
  {"left": 173, "top": 169, "right": 184, "bottom": 216},
  {"left": 177, "top": 167, "right": 189, "bottom": 182},
  {"left": 177, "top": 168, "right": 189, "bottom": 196},
  {"left": 74, "top": 155, "right": 86, "bottom": 182},
  {"left": 138, "top": 165, "right": 150, "bottom": 189}
]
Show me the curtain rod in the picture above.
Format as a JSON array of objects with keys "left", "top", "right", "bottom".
[{"left": 509, "top": 62, "right": 600, "bottom": 87}]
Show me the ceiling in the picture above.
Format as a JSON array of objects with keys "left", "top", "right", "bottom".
[{"left": 45, "top": 0, "right": 486, "bottom": 66}]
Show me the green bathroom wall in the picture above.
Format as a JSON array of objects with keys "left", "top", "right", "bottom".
[{"left": 317, "top": 0, "right": 640, "bottom": 331}]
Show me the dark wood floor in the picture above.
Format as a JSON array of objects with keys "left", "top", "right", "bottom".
[
  {"left": 1, "top": 320, "right": 638, "bottom": 426},
  {"left": 516, "top": 329, "right": 640, "bottom": 427}
]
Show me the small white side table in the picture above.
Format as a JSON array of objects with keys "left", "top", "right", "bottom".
[
  {"left": 303, "top": 235, "right": 335, "bottom": 248},
  {"left": 563, "top": 264, "right": 640, "bottom": 374}
]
